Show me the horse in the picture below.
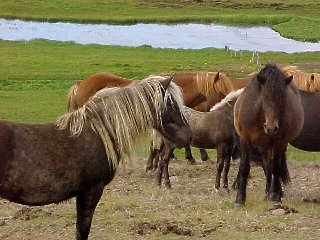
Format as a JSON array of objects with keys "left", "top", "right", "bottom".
[
  {"left": 289, "top": 90, "right": 320, "bottom": 151},
  {"left": 67, "top": 71, "right": 234, "bottom": 163},
  {"left": 0, "top": 76, "right": 192, "bottom": 240},
  {"left": 282, "top": 66, "right": 320, "bottom": 92},
  {"left": 67, "top": 71, "right": 234, "bottom": 111},
  {"left": 148, "top": 89, "right": 244, "bottom": 190},
  {"left": 233, "top": 63, "right": 304, "bottom": 205}
]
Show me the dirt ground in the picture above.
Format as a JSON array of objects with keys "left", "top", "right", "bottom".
[{"left": 0, "top": 156, "right": 319, "bottom": 240}]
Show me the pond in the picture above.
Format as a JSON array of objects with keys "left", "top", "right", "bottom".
[{"left": 1, "top": 18, "right": 320, "bottom": 53}]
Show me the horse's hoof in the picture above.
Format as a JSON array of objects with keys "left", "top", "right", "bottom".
[
  {"left": 223, "top": 187, "right": 230, "bottom": 194},
  {"left": 186, "top": 158, "right": 196, "bottom": 165},
  {"left": 233, "top": 202, "right": 245, "bottom": 208}
]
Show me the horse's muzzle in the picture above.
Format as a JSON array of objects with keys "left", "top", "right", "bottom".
[{"left": 264, "top": 123, "right": 279, "bottom": 135}]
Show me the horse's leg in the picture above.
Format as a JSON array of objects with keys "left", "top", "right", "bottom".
[
  {"left": 234, "top": 140, "right": 251, "bottom": 205},
  {"left": 156, "top": 143, "right": 165, "bottom": 186},
  {"left": 222, "top": 144, "right": 233, "bottom": 191},
  {"left": 185, "top": 146, "right": 196, "bottom": 164},
  {"left": 214, "top": 144, "right": 225, "bottom": 191},
  {"left": 270, "top": 148, "right": 288, "bottom": 202},
  {"left": 146, "top": 140, "right": 156, "bottom": 172},
  {"left": 76, "top": 183, "right": 104, "bottom": 240},
  {"left": 163, "top": 144, "right": 175, "bottom": 189},
  {"left": 199, "top": 148, "right": 210, "bottom": 161},
  {"left": 262, "top": 151, "right": 273, "bottom": 201}
]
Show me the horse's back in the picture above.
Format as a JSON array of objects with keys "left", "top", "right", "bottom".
[
  {"left": 290, "top": 90, "right": 320, "bottom": 151},
  {"left": 0, "top": 120, "right": 112, "bottom": 206},
  {"left": 74, "top": 72, "right": 134, "bottom": 107}
]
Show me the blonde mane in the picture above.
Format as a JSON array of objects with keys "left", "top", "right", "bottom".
[
  {"left": 282, "top": 66, "right": 320, "bottom": 92},
  {"left": 210, "top": 88, "right": 244, "bottom": 112},
  {"left": 56, "top": 76, "right": 184, "bottom": 169},
  {"left": 196, "top": 71, "right": 234, "bottom": 97}
]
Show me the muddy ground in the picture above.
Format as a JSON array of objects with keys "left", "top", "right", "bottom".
[{"left": 0, "top": 154, "right": 319, "bottom": 240}]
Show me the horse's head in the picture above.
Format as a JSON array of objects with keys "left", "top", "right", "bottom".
[
  {"left": 257, "top": 64, "right": 293, "bottom": 135},
  {"left": 154, "top": 76, "right": 192, "bottom": 147},
  {"left": 212, "top": 72, "right": 235, "bottom": 99}
]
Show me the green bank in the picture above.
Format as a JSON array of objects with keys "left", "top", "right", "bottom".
[{"left": 0, "top": 0, "right": 320, "bottom": 42}]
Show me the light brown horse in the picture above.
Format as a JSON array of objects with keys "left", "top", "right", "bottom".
[
  {"left": 234, "top": 63, "right": 304, "bottom": 206},
  {"left": 282, "top": 66, "right": 320, "bottom": 92},
  {"left": 67, "top": 71, "right": 234, "bottom": 111}
]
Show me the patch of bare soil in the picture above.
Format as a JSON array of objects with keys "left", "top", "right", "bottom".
[{"left": 0, "top": 157, "right": 319, "bottom": 240}]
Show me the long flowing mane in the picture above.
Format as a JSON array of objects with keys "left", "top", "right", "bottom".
[
  {"left": 282, "top": 66, "right": 320, "bottom": 91},
  {"left": 196, "top": 71, "right": 234, "bottom": 97},
  {"left": 210, "top": 88, "right": 244, "bottom": 112},
  {"left": 67, "top": 80, "right": 81, "bottom": 111},
  {"left": 57, "top": 76, "right": 184, "bottom": 169},
  {"left": 310, "top": 72, "right": 320, "bottom": 91}
]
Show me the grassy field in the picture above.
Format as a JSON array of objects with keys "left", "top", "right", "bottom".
[{"left": 0, "top": 0, "right": 320, "bottom": 42}]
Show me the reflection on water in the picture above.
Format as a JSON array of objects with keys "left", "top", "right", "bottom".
[{"left": 1, "top": 18, "right": 320, "bottom": 53}]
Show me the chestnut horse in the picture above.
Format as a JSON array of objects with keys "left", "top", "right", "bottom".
[
  {"left": 0, "top": 76, "right": 192, "bottom": 240},
  {"left": 67, "top": 71, "right": 234, "bottom": 111},
  {"left": 234, "top": 63, "right": 304, "bottom": 205},
  {"left": 283, "top": 66, "right": 320, "bottom": 92}
]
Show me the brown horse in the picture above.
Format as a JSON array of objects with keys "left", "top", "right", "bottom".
[
  {"left": 234, "top": 63, "right": 304, "bottom": 205},
  {"left": 0, "top": 76, "right": 192, "bottom": 240},
  {"left": 289, "top": 90, "right": 320, "bottom": 151},
  {"left": 151, "top": 89, "right": 244, "bottom": 189},
  {"left": 283, "top": 66, "right": 320, "bottom": 92},
  {"left": 67, "top": 71, "right": 234, "bottom": 111}
]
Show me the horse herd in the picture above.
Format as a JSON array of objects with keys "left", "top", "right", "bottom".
[{"left": 0, "top": 63, "right": 319, "bottom": 239}]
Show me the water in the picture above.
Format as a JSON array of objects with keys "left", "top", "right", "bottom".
[{"left": 1, "top": 18, "right": 320, "bottom": 53}]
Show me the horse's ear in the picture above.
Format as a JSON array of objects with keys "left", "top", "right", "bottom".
[
  {"left": 257, "top": 74, "right": 266, "bottom": 85},
  {"left": 214, "top": 72, "right": 220, "bottom": 83},
  {"left": 160, "top": 75, "right": 173, "bottom": 89},
  {"left": 285, "top": 75, "right": 293, "bottom": 85},
  {"left": 310, "top": 74, "right": 315, "bottom": 82}
]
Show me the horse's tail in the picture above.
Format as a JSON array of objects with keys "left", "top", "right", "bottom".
[
  {"left": 280, "top": 153, "right": 291, "bottom": 185},
  {"left": 67, "top": 80, "right": 81, "bottom": 112}
]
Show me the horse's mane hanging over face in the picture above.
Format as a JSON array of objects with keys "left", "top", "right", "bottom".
[
  {"left": 257, "top": 63, "right": 289, "bottom": 113},
  {"left": 56, "top": 76, "right": 184, "bottom": 169}
]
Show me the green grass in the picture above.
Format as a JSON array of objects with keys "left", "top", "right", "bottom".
[{"left": 0, "top": 0, "right": 320, "bottom": 42}]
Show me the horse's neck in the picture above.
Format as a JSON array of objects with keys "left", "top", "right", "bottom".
[
  {"left": 231, "top": 76, "right": 251, "bottom": 89},
  {"left": 93, "top": 73, "right": 134, "bottom": 88},
  {"left": 173, "top": 74, "right": 204, "bottom": 107}
]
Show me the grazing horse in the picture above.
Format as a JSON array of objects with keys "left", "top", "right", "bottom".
[
  {"left": 0, "top": 76, "right": 192, "bottom": 240},
  {"left": 234, "top": 63, "right": 304, "bottom": 205},
  {"left": 148, "top": 89, "right": 244, "bottom": 189}
]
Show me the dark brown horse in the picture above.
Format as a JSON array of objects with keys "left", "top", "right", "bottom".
[
  {"left": 289, "top": 90, "right": 320, "bottom": 151},
  {"left": 234, "top": 63, "right": 304, "bottom": 205},
  {"left": 0, "top": 76, "right": 192, "bottom": 240},
  {"left": 148, "top": 89, "right": 243, "bottom": 190}
]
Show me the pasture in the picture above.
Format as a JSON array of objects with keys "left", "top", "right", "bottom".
[
  {"left": 0, "top": 39, "right": 319, "bottom": 240},
  {"left": 0, "top": 1, "right": 320, "bottom": 238}
]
